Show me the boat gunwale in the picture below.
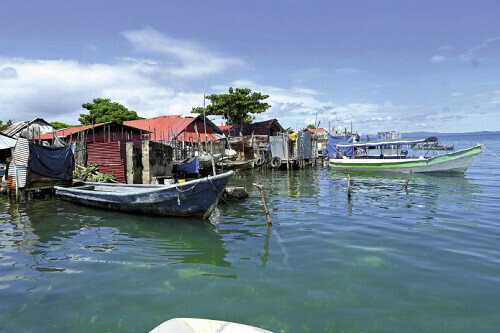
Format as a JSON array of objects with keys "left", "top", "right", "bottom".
[{"left": 55, "top": 171, "right": 235, "bottom": 197}]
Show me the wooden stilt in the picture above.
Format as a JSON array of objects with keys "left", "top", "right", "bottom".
[
  {"left": 253, "top": 182, "right": 272, "bottom": 226},
  {"left": 347, "top": 174, "right": 352, "bottom": 198},
  {"left": 402, "top": 170, "right": 412, "bottom": 190}
]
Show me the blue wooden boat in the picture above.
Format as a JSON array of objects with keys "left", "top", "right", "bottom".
[
  {"left": 173, "top": 156, "right": 199, "bottom": 174},
  {"left": 55, "top": 171, "right": 234, "bottom": 219}
]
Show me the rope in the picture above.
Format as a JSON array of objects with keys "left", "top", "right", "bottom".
[
  {"left": 481, "top": 144, "right": 500, "bottom": 159},
  {"left": 174, "top": 176, "right": 229, "bottom": 206},
  {"left": 174, "top": 181, "right": 199, "bottom": 205},
  {"left": 208, "top": 177, "right": 228, "bottom": 204}
]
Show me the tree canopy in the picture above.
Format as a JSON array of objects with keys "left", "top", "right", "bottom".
[
  {"left": 50, "top": 121, "right": 74, "bottom": 130},
  {"left": 78, "top": 98, "right": 141, "bottom": 125},
  {"left": 192, "top": 87, "right": 270, "bottom": 125},
  {"left": 0, "top": 119, "right": 12, "bottom": 132}
]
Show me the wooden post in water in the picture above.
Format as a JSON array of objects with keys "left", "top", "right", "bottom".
[
  {"left": 253, "top": 182, "right": 272, "bottom": 226},
  {"left": 11, "top": 149, "right": 19, "bottom": 202},
  {"left": 402, "top": 170, "right": 412, "bottom": 190},
  {"left": 347, "top": 174, "right": 352, "bottom": 198},
  {"left": 286, "top": 134, "right": 290, "bottom": 170}
]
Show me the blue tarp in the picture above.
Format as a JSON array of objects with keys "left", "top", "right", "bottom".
[
  {"left": 328, "top": 135, "right": 353, "bottom": 158},
  {"left": 29, "top": 143, "right": 73, "bottom": 181}
]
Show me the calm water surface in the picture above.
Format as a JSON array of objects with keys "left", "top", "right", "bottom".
[{"left": 1, "top": 134, "right": 499, "bottom": 332}]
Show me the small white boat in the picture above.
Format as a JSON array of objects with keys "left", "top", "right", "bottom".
[
  {"left": 55, "top": 171, "right": 234, "bottom": 219},
  {"left": 150, "top": 318, "right": 273, "bottom": 333},
  {"left": 329, "top": 138, "right": 481, "bottom": 173}
]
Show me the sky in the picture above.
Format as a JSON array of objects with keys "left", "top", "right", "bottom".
[{"left": 1, "top": 0, "right": 499, "bottom": 134}]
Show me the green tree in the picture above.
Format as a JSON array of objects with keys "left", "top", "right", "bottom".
[
  {"left": 0, "top": 119, "right": 12, "bottom": 132},
  {"left": 50, "top": 121, "right": 74, "bottom": 129},
  {"left": 307, "top": 124, "right": 316, "bottom": 129},
  {"left": 192, "top": 87, "right": 271, "bottom": 125},
  {"left": 78, "top": 98, "right": 141, "bottom": 125}
]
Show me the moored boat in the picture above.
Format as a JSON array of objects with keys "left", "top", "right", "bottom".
[
  {"left": 414, "top": 136, "right": 455, "bottom": 151},
  {"left": 173, "top": 156, "right": 199, "bottom": 174},
  {"left": 329, "top": 138, "right": 481, "bottom": 173},
  {"left": 151, "top": 318, "right": 273, "bottom": 333},
  {"left": 55, "top": 171, "right": 235, "bottom": 219}
]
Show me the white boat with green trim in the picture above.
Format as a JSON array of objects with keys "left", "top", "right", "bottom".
[{"left": 329, "top": 138, "right": 482, "bottom": 173}]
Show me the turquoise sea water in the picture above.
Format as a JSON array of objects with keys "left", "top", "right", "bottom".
[{"left": 1, "top": 133, "right": 499, "bottom": 332}]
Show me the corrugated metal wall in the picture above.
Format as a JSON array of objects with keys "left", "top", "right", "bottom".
[
  {"left": 87, "top": 141, "right": 126, "bottom": 183},
  {"left": 7, "top": 164, "right": 27, "bottom": 189},
  {"left": 7, "top": 138, "right": 29, "bottom": 189},
  {"left": 297, "top": 131, "right": 313, "bottom": 159}
]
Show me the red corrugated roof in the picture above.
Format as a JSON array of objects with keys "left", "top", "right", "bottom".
[
  {"left": 39, "top": 122, "right": 146, "bottom": 140},
  {"left": 39, "top": 122, "right": 112, "bottom": 140},
  {"left": 124, "top": 116, "right": 194, "bottom": 137},
  {"left": 125, "top": 115, "right": 222, "bottom": 142},
  {"left": 39, "top": 116, "right": 224, "bottom": 143}
]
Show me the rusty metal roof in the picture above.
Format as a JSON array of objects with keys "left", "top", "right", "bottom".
[
  {"left": 2, "top": 118, "right": 53, "bottom": 137},
  {"left": 125, "top": 115, "right": 224, "bottom": 142},
  {"left": 221, "top": 119, "right": 284, "bottom": 136},
  {"left": 36, "top": 115, "right": 224, "bottom": 143},
  {"left": 39, "top": 122, "right": 145, "bottom": 140}
]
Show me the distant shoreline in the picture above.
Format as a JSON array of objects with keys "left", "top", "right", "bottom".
[
  {"left": 402, "top": 131, "right": 500, "bottom": 137},
  {"left": 359, "top": 131, "right": 500, "bottom": 138}
]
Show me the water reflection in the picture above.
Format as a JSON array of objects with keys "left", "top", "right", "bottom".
[
  {"left": 260, "top": 225, "right": 271, "bottom": 267},
  {"left": 0, "top": 198, "right": 232, "bottom": 276},
  {"left": 328, "top": 170, "right": 482, "bottom": 224}
]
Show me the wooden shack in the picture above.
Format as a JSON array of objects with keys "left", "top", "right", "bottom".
[{"left": 220, "top": 119, "right": 285, "bottom": 160}]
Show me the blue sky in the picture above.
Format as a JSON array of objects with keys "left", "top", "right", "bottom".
[{"left": 1, "top": 0, "right": 499, "bottom": 133}]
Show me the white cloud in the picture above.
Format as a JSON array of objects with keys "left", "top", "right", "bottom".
[
  {"left": 334, "top": 67, "right": 360, "bottom": 73},
  {"left": 122, "top": 27, "right": 246, "bottom": 78},
  {"left": 211, "top": 79, "right": 421, "bottom": 132},
  {"left": 86, "top": 43, "right": 99, "bottom": 52},
  {"left": 451, "top": 92, "right": 463, "bottom": 96},
  {"left": 0, "top": 29, "right": 248, "bottom": 124},
  {"left": 1, "top": 29, "right": 497, "bottom": 133},
  {"left": 433, "top": 37, "right": 500, "bottom": 65},
  {"left": 439, "top": 45, "right": 452, "bottom": 51},
  {"left": 0, "top": 66, "right": 17, "bottom": 79},
  {"left": 458, "top": 37, "right": 500, "bottom": 62},
  {"left": 292, "top": 68, "right": 327, "bottom": 83},
  {"left": 487, "top": 90, "right": 500, "bottom": 105},
  {"left": 431, "top": 55, "right": 446, "bottom": 63}
]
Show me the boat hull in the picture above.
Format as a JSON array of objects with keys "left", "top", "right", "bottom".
[
  {"left": 55, "top": 171, "right": 234, "bottom": 219},
  {"left": 329, "top": 145, "right": 481, "bottom": 173}
]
